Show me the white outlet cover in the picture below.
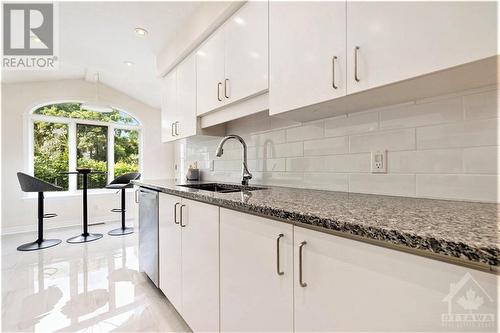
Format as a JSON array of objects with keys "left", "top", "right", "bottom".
[{"left": 371, "top": 150, "right": 387, "bottom": 173}]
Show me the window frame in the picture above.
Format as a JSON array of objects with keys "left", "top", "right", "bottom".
[{"left": 26, "top": 103, "right": 143, "bottom": 194}]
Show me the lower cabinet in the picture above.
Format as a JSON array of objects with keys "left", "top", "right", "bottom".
[
  {"left": 159, "top": 194, "right": 219, "bottom": 332},
  {"left": 293, "top": 226, "right": 498, "bottom": 332},
  {"left": 219, "top": 208, "right": 293, "bottom": 332}
]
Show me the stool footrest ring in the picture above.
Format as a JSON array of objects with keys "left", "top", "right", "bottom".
[
  {"left": 111, "top": 208, "right": 125, "bottom": 213},
  {"left": 43, "top": 213, "right": 58, "bottom": 219}
]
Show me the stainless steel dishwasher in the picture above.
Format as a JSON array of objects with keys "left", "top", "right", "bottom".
[{"left": 137, "top": 187, "right": 159, "bottom": 287}]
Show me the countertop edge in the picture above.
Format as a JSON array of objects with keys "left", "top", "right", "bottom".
[{"left": 133, "top": 181, "right": 499, "bottom": 274}]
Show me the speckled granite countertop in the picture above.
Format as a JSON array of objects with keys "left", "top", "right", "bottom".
[{"left": 133, "top": 179, "right": 499, "bottom": 269}]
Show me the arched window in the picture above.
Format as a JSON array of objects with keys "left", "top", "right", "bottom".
[{"left": 29, "top": 102, "right": 141, "bottom": 192}]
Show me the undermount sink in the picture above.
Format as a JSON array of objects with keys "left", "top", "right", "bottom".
[{"left": 178, "top": 183, "right": 267, "bottom": 193}]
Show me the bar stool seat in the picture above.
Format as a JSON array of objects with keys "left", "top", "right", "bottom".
[
  {"left": 17, "top": 172, "right": 63, "bottom": 251},
  {"left": 106, "top": 173, "right": 140, "bottom": 236}
]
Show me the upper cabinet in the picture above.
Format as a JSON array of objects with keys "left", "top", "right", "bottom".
[
  {"left": 270, "top": 0, "right": 498, "bottom": 118},
  {"left": 197, "top": 1, "right": 268, "bottom": 116},
  {"left": 269, "top": 1, "right": 346, "bottom": 115},
  {"left": 346, "top": 1, "right": 498, "bottom": 94}
]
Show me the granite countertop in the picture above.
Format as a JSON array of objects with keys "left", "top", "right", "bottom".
[{"left": 133, "top": 179, "right": 499, "bottom": 269}]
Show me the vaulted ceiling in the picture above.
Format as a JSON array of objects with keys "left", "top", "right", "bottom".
[{"left": 1, "top": 1, "right": 202, "bottom": 108}]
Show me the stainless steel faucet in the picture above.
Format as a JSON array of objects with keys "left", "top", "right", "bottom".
[{"left": 215, "top": 134, "right": 253, "bottom": 186}]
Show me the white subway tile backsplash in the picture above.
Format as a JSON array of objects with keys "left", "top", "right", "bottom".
[
  {"left": 304, "top": 137, "right": 349, "bottom": 156},
  {"left": 349, "top": 128, "right": 416, "bottom": 153},
  {"left": 286, "top": 120, "right": 324, "bottom": 142},
  {"left": 417, "top": 119, "right": 498, "bottom": 149},
  {"left": 463, "top": 89, "right": 500, "bottom": 120},
  {"left": 388, "top": 149, "right": 463, "bottom": 174},
  {"left": 177, "top": 87, "right": 498, "bottom": 202},
  {"left": 463, "top": 146, "right": 498, "bottom": 174},
  {"left": 324, "top": 111, "right": 378, "bottom": 137},
  {"left": 303, "top": 173, "right": 349, "bottom": 192},
  {"left": 416, "top": 175, "right": 498, "bottom": 202},
  {"left": 349, "top": 174, "right": 416, "bottom": 197},
  {"left": 380, "top": 97, "right": 462, "bottom": 129}
]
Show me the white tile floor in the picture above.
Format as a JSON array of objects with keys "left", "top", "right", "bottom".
[{"left": 1, "top": 222, "right": 191, "bottom": 332}]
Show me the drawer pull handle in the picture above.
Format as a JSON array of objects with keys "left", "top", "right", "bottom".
[
  {"left": 354, "top": 46, "right": 360, "bottom": 82},
  {"left": 180, "top": 204, "right": 187, "bottom": 227},
  {"left": 332, "top": 56, "right": 338, "bottom": 89},
  {"left": 217, "top": 82, "right": 223, "bottom": 102},
  {"left": 174, "top": 202, "right": 180, "bottom": 224}
]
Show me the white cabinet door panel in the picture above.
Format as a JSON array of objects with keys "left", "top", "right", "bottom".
[
  {"left": 224, "top": 1, "right": 268, "bottom": 104},
  {"left": 269, "top": 1, "right": 346, "bottom": 115},
  {"left": 196, "top": 30, "right": 225, "bottom": 115},
  {"left": 294, "top": 226, "right": 498, "bottom": 331},
  {"left": 220, "top": 208, "right": 293, "bottom": 332},
  {"left": 346, "top": 1, "right": 498, "bottom": 94},
  {"left": 158, "top": 193, "right": 182, "bottom": 311},
  {"left": 160, "top": 70, "right": 177, "bottom": 142},
  {"left": 181, "top": 198, "right": 220, "bottom": 332},
  {"left": 176, "top": 54, "right": 197, "bottom": 138}
]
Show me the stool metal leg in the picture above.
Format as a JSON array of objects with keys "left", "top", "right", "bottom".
[
  {"left": 17, "top": 192, "right": 61, "bottom": 251},
  {"left": 108, "top": 188, "right": 134, "bottom": 236}
]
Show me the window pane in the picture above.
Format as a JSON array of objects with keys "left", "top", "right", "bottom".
[
  {"left": 77, "top": 124, "right": 108, "bottom": 189},
  {"left": 114, "top": 129, "right": 139, "bottom": 178},
  {"left": 33, "top": 103, "right": 139, "bottom": 125},
  {"left": 34, "top": 122, "right": 69, "bottom": 190}
]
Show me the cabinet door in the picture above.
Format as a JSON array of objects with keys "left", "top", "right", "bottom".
[
  {"left": 220, "top": 209, "right": 293, "bottom": 332},
  {"left": 294, "top": 226, "right": 498, "bottom": 331},
  {"left": 224, "top": 1, "right": 268, "bottom": 105},
  {"left": 160, "top": 69, "right": 177, "bottom": 142},
  {"left": 176, "top": 54, "right": 197, "bottom": 139},
  {"left": 180, "top": 198, "right": 219, "bottom": 332},
  {"left": 158, "top": 193, "right": 182, "bottom": 311},
  {"left": 269, "top": 1, "right": 346, "bottom": 116},
  {"left": 196, "top": 30, "right": 225, "bottom": 116},
  {"left": 346, "top": 1, "right": 497, "bottom": 94}
]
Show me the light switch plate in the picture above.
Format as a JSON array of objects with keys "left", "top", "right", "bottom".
[{"left": 371, "top": 150, "right": 387, "bottom": 173}]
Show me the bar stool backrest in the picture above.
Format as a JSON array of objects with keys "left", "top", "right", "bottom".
[
  {"left": 109, "top": 172, "right": 141, "bottom": 186},
  {"left": 17, "top": 172, "right": 63, "bottom": 193}
]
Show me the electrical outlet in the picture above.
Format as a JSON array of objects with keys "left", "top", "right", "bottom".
[
  {"left": 371, "top": 150, "right": 387, "bottom": 173},
  {"left": 210, "top": 160, "right": 215, "bottom": 171}
]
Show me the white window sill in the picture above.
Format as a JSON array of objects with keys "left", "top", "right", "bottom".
[{"left": 22, "top": 188, "right": 136, "bottom": 199}]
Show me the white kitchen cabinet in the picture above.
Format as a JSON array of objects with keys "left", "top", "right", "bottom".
[
  {"left": 220, "top": 209, "right": 293, "bottom": 332},
  {"left": 293, "top": 226, "right": 498, "bottom": 332},
  {"left": 269, "top": 1, "right": 347, "bottom": 116},
  {"left": 196, "top": 31, "right": 225, "bottom": 116},
  {"left": 158, "top": 194, "right": 220, "bottom": 332},
  {"left": 160, "top": 69, "right": 177, "bottom": 142},
  {"left": 158, "top": 193, "right": 182, "bottom": 311},
  {"left": 197, "top": 1, "right": 268, "bottom": 116},
  {"left": 346, "top": 1, "right": 497, "bottom": 94},
  {"left": 224, "top": 1, "right": 268, "bottom": 104},
  {"left": 180, "top": 198, "right": 219, "bottom": 332}
]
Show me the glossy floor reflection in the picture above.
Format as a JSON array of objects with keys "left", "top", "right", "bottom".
[{"left": 2, "top": 223, "right": 191, "bottom": 332}]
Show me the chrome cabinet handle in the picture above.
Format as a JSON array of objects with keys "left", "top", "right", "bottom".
[
  {"left": 174, "top": 202, "right": 180, "bottom": 224},
  {"left": 171, "top": 123, "right": 175, "bottom": 137},
  {"left": 224, "top": 78, "right": 230, "bottom": 99},
  {"left": 332, "top": 56, "right": 338, "bottom": 89},
  {"left": 174, "top": 121, "right": 180, "bottom": 136},
  {"left": 299, "top": 241, "right": 307, "bottom": 287},
  {"left": 354, "top": 46, "right": 360, "bottom": 82},
  {"left": 277, "top": 234, "right": 284, "bottom": 276},
  {"left": 217, "top": 82, "right": 222, "bottom": 102},
  {"left": 134, "top": 189, "right": 139, "bottom": 203},
  {"left": 180, "top": 204, "right": 187, "bottom": 227}
]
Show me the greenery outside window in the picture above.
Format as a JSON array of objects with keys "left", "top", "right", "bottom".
[{"left": 31, "top": 102, "right": 141, "bottom": 192}]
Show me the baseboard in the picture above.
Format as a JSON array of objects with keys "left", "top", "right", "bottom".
[{"left": 1, "top": 216, "right": 136, "bottom": 236}]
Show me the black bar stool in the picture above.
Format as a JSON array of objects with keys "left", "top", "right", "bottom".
[
  {"left": 106, "top": 172, "right": 141, "bottom": 236},
  {"left": 17, "top": 172, "right": 63, "bottom": 251}
]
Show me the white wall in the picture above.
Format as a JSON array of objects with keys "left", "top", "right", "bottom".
[
  {"left": 1, "top": 79, "right": 174, "bottom": 235},
  {"left": 176, "top": 86, "right": 499, "bottom": 203}
]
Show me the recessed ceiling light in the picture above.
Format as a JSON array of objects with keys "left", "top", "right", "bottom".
[
  {"left": 124, "top": 61, "right": 134, "bottom": 67},
  {"left": 134, "top": 27, "right": 148, "bottom": 37}
]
